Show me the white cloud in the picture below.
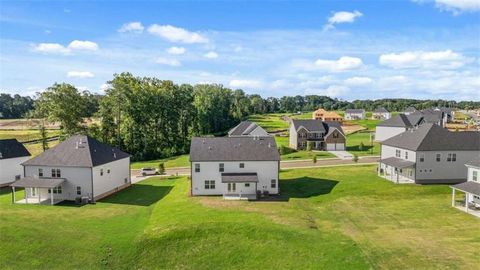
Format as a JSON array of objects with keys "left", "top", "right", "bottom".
[
  {"left": 344, "top": 76, "right": 373, "bottom": 86},
  {"left": 305, "top": 85, "right": 350, "bottom": 97},
  {"left": 67, "top": 71, "right": 95, "bottom": 78},
  {"left": 229, "top": 79, "right": 262, "bottom": 89},
  {"left": 118, "top": 22, "right": 144, "bottom": 33},
  {"left": 300, "top": 56, "right": 363, "bottom": 72},
  {"left": 155, "top": 57, "right": 181, "bottom": 66},
  {"left": 67, "top": 40, "right": 99, "bottom": 51},
  {"left": 413, "top": 0, "right": 480, "bottom": 14},
  {"left": 379, "top": 50, "right": 472, "bottom": 69},
  {"left": 32, "top": 43, "right": 70, "bottom": 54},
  {"left": 166, "top": 46, "right": 186, "bottom": 55},
  {"left": 100, "top": 83, "right": 110, "bottom": 92},
  {"left": 147, "top": 24, "right": 208, "bottom": 43},
  {"left": 325, "top": 10, "right": 363, "bottom": 30},
  {"left": 203, "top": 51, "right": 218, "bottom": 59}
]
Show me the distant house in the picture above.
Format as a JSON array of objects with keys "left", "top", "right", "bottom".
[
  {"left": 344, "top": 109, "right": 365, "bottom": 120},
  {"left": 372, "top": 107, "right": 391, "bottom": 120},
  {"left": 289, "top": 119, "right": 346, "bottom": 151},
  {"left": 435, "top": 107, "right": 455, "bottom": 123},
  {"left": 450, "top": 157, "right": 480, "bottom": 216},
  {"left": 189, "top": 136, "right": 280, "bottom": 200},
  {"left": 228, "top": 121, "right": 269, "bottom": 137},
  {"left": 0, "top": 139, "right": 31, "bottom": 187},
  {"left": 403, "top": 106, "right": 418, "bottom": 115},
  {"left": 421, "top": 108, "right": 446, "bottom": 127},
  {"left": 312, "top": 108, "right": 343, "bottom": 122},
  {"left": 10, "top": 135, "right": 130, "bottom": 205},
  {"left": 378, "top": 123, "right": 480, "bottom": 184}
]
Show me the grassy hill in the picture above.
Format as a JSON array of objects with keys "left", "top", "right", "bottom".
[{"left": 1, "top": 165, "right": 478, "bottom": 269}]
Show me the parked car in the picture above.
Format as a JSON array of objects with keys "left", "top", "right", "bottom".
[{"left": 140, "top": 167, "right": 157, "bottom": 176}]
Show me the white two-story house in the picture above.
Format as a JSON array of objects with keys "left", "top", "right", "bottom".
[
  {"left": 189, "top": 136, "right": 280, "bottom": 200},
  {"left": 0, "top": 139, "right": 31, "bottom": 187},
  {"left": 450, "top": 157, "right": 480, "bottom": 216},
  {"left": 10, "top": 135, "right": 131, "bottom": 205},
  {"left": 378, "top": 123, "right": 480, "bottom": 184},
  {"left": 372, "top": 107, "right": 391, "bottom": 120},
  {"left": 344, "top": 109, "right": 365, "bottom": 120}
]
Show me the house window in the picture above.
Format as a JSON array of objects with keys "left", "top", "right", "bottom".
[
  {"left": 452, "top": 153, "right": 456, "bottom": 162},
  {"left": 271, "top": 179, "right": 276, "bottom": 188},
  {"left": 100, "top": 169, "right": 104, "bottom": 176},
  {"left": 195, "top": 164, "right": 200, "bottom": 173},
  {"left": 124, "top": 178, "right": 128, "bottom": 184},
  {"left": 419, "top": 154, "right": 424, "bottom": 162},
  {"left": 107, "top": 169, "right": 110, "bottom": 174},
  {"left": 76, "top": 186, "right": 82, "bottom": 195},
  {"left": 333, "top": 132, "right": 339, "bottom": 139},
  {"left": 396, "top": 150, "right": 401, "bottom": 158},
  {"left": 245, "top": 183, "right": 250, "bottom": 187},
  {"left": 31, "top": 188, "right": 37, "bottom": 196},
  {"left": 219, "top": 163, "right": 224, "bottom": 172},
  {"left": 473, "top": 171, "right": 478, "bottom": 182},
  {"left": 51, "top": 168, "right": 61, "bottom": 178},
  {"left": 239, "top": 163, "right": 245, "bottom": 168},
  {"left": 49, "top": 186, "right": 62, "bottom": 194},
  {"left": 204, "top": 180, "right": 215, "bottom": 189},
  {"left": 405, "top": 152, "right": 408, "bottom": 160},
  {"left": 436, "top": 154, "right": 441, "bottom": 162},
  {"left": 38, "top": 168, "right": 43, "bottom": 177},
  {"left": 15, "top": 175, "right": 21, "bottom": 180}
]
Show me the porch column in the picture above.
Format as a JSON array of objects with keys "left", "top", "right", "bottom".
[
  {"left": 50, "top": 188, "right": 54, "bottom": 205},
  {"left": 25, "top": 188, "right": 28, "bottom": 204},
  {"left": 38, "top": 188, "right": 41, "bottom": 204},
  {"left": 12, "top": 186, "right": 16, "bottom": 204},
  {"left": 451, "top": 188, "right": 455, "bottom": 207},
  {"left": 465, "top": 193, "right": 469, "bottom": 213}
]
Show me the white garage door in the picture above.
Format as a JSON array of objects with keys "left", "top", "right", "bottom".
[{"left": 327, "top": 143, "right": 345, "bottom": 151}]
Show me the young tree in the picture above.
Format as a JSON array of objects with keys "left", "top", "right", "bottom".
[
  {"left": 312, "top": 155, "right": 317, "bottom": 164},
  {"left": 307, "top": 141, "right": 314, "bottom": 151},
  {"left": 352, "top": 154, "right": 359, "bottom": 163},
  {"left": 39, "top": 122, "right": 49, "bottom": 152},
  {"left": 158, "top": 162, "right": 165, "bottom": 175},
  {"left": 34, "top": 83, "right": 86, "bottom": 136}
]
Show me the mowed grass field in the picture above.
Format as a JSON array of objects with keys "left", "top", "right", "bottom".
[
  {"left": 1, "top": 165, "right": 478, "bottom": 269},
  {"left": 346, "top": 132, "right": 380, "bottom": 156}
]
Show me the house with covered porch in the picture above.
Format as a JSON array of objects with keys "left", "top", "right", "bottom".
[
  {"left": 189, "top": 136, "right": 280, "bottom": 200},
  {"left": 10, "top": 135, "right": 131, "bottom": 205},
  {"left": 378, "top": 123, "right": 480, "bottom": 184},
  {"left": 450, "top": 157, "right": 480, "bottom": 217}
]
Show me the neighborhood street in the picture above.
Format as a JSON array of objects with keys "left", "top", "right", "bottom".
[{"left": 131, "top": 156, "right": 380, "bottom": 181}]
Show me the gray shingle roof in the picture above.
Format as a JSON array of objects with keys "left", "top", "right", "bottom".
[
  {"left": 465, "top": 156, "right": 480, "bottom": 168},
  {"left": 0, "top": 139, "right": 31, "bottom": 160},
  {"left": 291, "top": 119, "right": 326, "bottom": 133},
  {"left": 451, "top": 181, "right": 480, "bottom": 196},
  {"left": 404, "top": 106, "right": 417, "bottom": 113},
  {"left": 324, "top": 121, "right": 345, "bottom": 137},
  {"left": 11, "top": 177, "right": 65, "bottom": 188},
  {"left": 382, "top": 123, "right": 480, "bottom": 151},
  {"left": 228, "top": 121, "right": 266, "bottom": 136},
  {"left": 22, "top": 135, "right": 130, "bottom": 167},
  {"left": 190, "top": 136, "right": 280, "bottom": 161},
  {"left": 377, "top": 113, "right": 425, "bottom": 128},
  {"left": 380, "top": 157, "right": 415, "bottom": 168},
  {"left": 345, "top": 109, "right": 365, "bottom": 114},
  {"left": 374, "top": 107, "right": 389, "bottom": 113},
  {"left": 221, "top": 172, "right": 259, "bottom": 183}
]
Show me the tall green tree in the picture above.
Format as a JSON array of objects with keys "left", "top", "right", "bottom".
[{"left": 34, "top": 83, "right": 86, "bottom": 136}]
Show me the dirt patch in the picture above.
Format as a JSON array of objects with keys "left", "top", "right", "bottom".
[{"left": 341, "top": 124, "right": 366, "bottom": 134}]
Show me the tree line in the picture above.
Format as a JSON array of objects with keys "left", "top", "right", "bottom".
[{"left": 2, "top": 72, "right": 479, "bottom": 160}]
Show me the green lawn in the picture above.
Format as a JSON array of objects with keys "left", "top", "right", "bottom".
[
  {"left": 274, "top": 136, "right": 335, "bottom": 161},
  {"left": 131, "top": 154, "right": 190, "bottom": 169},
  {"left": 346, "top": 132, "right": 380, "bottom": 156},
  {"left": 247, "top": 113, "right": 289, "bottom": 132},
  {"left": 1, "top": 165, "right": 478, "bottom": 269},
  {"left": 345, "top": 118, "right": 381, "bottom": 130}
]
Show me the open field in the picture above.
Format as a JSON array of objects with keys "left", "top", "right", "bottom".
[
  {"left": 131, "top": 154, "right": 190, "bottom": 169},
  {"left": 346, "top": 132, "right": 380, "bottom": 156},
  {"left": 1, "top": 165, "right": 478, "bottom": 269},
  {"left": 0, "top": 129, "right": 61, "bottom": 142},
  {"left": 247, "top": 114, "right": 289, "bottom": 132}
]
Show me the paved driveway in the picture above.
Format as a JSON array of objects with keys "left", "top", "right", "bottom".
[{"left": 327, "top": 150, "right": 353, "bottom": 160}]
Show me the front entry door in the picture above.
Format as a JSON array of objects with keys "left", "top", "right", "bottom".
[{"left": 227, "top": 183, "right": 236, "bottom": 193}]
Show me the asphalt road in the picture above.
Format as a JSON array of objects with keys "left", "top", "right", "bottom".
[{"left": 131, "top": 156, "right": 380, "bottom": 180}]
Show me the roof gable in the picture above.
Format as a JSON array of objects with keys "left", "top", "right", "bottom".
[
  {"left": 291, "top": 119, "right": 326, "bottom": 133},
  {"left": 0, "top": 139, "right": 31, "bottom": 160}
]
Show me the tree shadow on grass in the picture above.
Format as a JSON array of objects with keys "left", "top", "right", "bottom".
[
  {"left": 100, "top": 184, "right": 173, "bottom": 206},
  {"left": 260, "top": 177, "right": 339, "bottom": 202}
]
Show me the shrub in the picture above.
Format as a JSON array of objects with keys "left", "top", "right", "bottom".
[
  {"left": 158, "top": 162, "right": 165, "bottom": 175},
  {"left": 352, "top": 154, "right": 359, "bottom": 163},
  {"left": 359, "top": 142, "right": 365, "bottom": 151},
  {"left": 313, "top": 155, "right": 317, "bottom": 164}
]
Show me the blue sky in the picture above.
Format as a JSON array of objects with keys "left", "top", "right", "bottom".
[{"left": 1, "top": 0, "right": 479, "bottom": 101}]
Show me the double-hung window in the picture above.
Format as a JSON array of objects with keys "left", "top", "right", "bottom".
[
  {"left": 38, "top": 168, "right": 43, "bottom": 177},
  {"left": 219, "top": 163, "right": 224, "bottom": 172},
  {"left": 405, "top": 152, "right": 408, "bottom": 160},
  {"left": 76, "top": 186, "right": 82, "bottom": 195},
  {"left": 419, "top": 154, "right": 424, "bottom": 162},
  {"left": 204, "top": 180, "right": 215, "bottom": 189},
  {"left": 473, "top": 171, "right": 478, "bottom": 182},
  {"left": 271, "top": 179, "right": 276, "bottom": 188},
  {"left": 436, "top": 154, "right": 441, "bottom": 162},
  {"left": 51, "top": 168, "right": 61, "bottom": 178},
  {"left": 195, "top": 164, "right": 200, "bottom": 173},
  {"left": 396, "top": 150, "right": 401, "bottom": 158}
]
